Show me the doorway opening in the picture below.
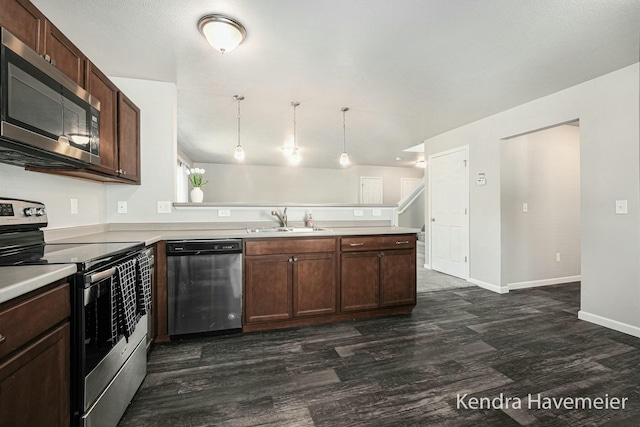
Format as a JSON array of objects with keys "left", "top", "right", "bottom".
[{"left": 500, "top": 121, "right": 581, "bottom": 291}]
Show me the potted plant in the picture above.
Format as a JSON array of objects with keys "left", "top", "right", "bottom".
[{"left": 186, "top": 167, "right": 208, "bottom": 203}]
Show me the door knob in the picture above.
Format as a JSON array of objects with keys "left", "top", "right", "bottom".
[{"left": 431, "top": 218, "right": 436, "bottom": 222}]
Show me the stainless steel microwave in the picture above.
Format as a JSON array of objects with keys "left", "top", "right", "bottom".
[{"left": 0, "top": 27, "right": 100, "bottom": 168}]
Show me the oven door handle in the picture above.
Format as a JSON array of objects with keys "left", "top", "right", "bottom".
[{"left": 89, "top": 267, "right": 117, "bottom": 284}]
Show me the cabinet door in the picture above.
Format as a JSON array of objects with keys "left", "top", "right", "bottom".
[
  {"left": 0, "top": 322, "right": 70, "bottom": 427},
  {"left": 86, "top": 61, "right": 119, "bottom": 175},
  {"left": 117, "top": 92, "right": 141, "bottom": 183},
  {"left": 0, "top": 0, "right": 45, "bottom": 53},
  {"left": 380, "top": 250, "right": 416, "bottom": 307},
  {"left": 44, "top": 20, "right": 85, "bottom": 86},
  {"left": 340, "top": 252, "right": 379, "bottom": 312},
  {"left": 245, "top": 255, "right": 292, "bottom": 323},
  {"left": 293, "top": 253, "right": 336, "bottom": 317}
]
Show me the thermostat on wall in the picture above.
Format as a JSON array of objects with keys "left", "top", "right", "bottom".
[{"left": 477, "top": 173, "right": 486, "bottom": 186}]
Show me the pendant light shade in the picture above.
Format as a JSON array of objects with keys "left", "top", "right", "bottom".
[
  {"left": 233, "top": 95, "right": 245, "bottom": 161},
  {"left": 198, "top": 15, "right": 247, "bottom": 54},
  {"left": 289, "top": 101, "right": 301, "bottom": 165},
  {"left": 340, "top": 107, "right": 350, "bottom": 166}
]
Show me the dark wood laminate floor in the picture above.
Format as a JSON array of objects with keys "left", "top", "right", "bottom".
[{"left": 119, "top": 283, "right": 640, "bottom": 426}]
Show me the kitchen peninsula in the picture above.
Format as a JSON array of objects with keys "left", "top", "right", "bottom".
[{"left": 45, "top": 223, "right": 418, "bottom": 339}]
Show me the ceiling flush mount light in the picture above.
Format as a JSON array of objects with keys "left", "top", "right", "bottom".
[
  {"left": 233, "top": 95, "right": 245, "bottom": 161},
  {"left": 339, "top": 107, "right": 350, "bottom": 166},
  {"left": 198, "top": 14, "right": 247, "bottom": 54},
  {"left": 289, "top": 101, "right": 301, "bottom": 165}
]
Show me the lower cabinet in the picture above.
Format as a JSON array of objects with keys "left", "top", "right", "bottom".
[
  {"left": 0, "top": 281, "right": 70, "bottom": 427},
  {"left": 243, "top": 234, "right": 415, "bottom": 332},
  {"left": 341, "top": 234, "right": 417, "bottom": 312},
  {"left": 245, "top": 254, "right": 293, "bottom": 323},
  {"left": 244, "top": 238, "right": 337, "bottom": 327}
]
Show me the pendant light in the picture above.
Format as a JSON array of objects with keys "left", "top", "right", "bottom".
[
  {"left": 290, "top": 101, "right": 301, "bottom": 164},
  {"left": 198, "top": 15, "right": 247, "bottom": 54},
  {"left": 233, "top": 95, "right": 245, "bottom": 161},
  {"left": 340, "top": 107, "right": 350, "bottom": 166}
]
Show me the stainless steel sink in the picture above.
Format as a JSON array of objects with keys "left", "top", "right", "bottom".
[{"left": 246, "top": 227, "right": 330, "bottom": 233}]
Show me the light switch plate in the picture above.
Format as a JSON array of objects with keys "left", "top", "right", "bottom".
[
  {"left": 522, "top": 202, "right": 528, "bottom": 213},
  {"left": 218, "top": 209, "right": 231, "bottom": 217},
  {"left": 70, "top": 198, "right": 78, "bottom": 215},
  {"left": 615, "top": 200, "right": 628, "bottom": 214},
  {"left": 117, "top": 201, "right": 127, "bottom": 214},
  {"left": 157, "top": 201, "right": 172, "bottom": 214},
  {"left": 354, "top": 209, "right": 364, "bottom": 217}
]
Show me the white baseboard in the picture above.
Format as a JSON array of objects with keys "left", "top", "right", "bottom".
[
  {"left": 423, "top": 263, "right": 431, "bottom": 269},
  {"left": 508, "top": 275, "right": 581, "bottom": 290},
  {"left": 468, "top": 278, "right": 508, "bottom": 294},
  {"left": 578, "top": 310, "right": 640, "bottom": 338}
]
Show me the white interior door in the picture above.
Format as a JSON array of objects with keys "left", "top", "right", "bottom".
[
  {"left": 401, "top": 178, "right": 421, "bottom": 199},
  {"left": 360, "top": 176, "right": 383, "bottom": 204},
  {"left": 429, "top": 146, "right": 469, "bottom": 279}
]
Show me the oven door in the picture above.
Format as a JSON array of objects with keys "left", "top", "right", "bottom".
[
  {"left": 80, "top": 265, "right": 147, "bottom": 414},
  {"left": 0, "top": 28, "right": 100, "bottom": 166}
]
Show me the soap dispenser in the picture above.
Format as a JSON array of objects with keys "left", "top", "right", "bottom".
[{"left": 305, "top": 211, "right": 314, "bottom": 228}]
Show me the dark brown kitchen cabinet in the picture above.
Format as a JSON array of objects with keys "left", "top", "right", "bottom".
[
  {"left": 0, "top": 281, "right": 70, "bottom": 427},
  {"left": 340, "top": 251, "right": 379, "bottom": 312},
  {"left": 86, "top": 61, "right": 119, "bottom": 176},
  {"left": 244, "top": 238, "right": 337, "bottom": 327},
  {"left": 117, "top": 92, "right": 141, "bottom": 183},
  {"left": 293, "top": 252, "right": 336, "bottom": 317},
  {"left": 43, "top": 20, "right": 85, "bottom": 86},
  {"left": 244, "top": 254, "right": 293, "bottom": 323},
  {"left": 340, "top": 234, "right": 416, "bottom": 312},
  {"left": 0, "top": 0, "right": 45, "bottom": 53}
]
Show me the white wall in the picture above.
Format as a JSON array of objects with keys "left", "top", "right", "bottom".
[
  {"left": 357, "top": 165, "right": 425, "bottom": 204},
  {"left": 0, "top": 163, "right": 107, "bottom": 229},
  {"left": 424, "top": 63, "right": 639, "bottom": 335},
  {"left": 195, "top": 163, "right": 359, "bottom": 204},
  {"left": 501, "top": 125, "right": 581, "bottom": 287},
  {"left": 194, "top": 162, "right": 424, "bottom": 205},
  {"left": 106, "top": 78, "right": 178, "bottom": 223}
]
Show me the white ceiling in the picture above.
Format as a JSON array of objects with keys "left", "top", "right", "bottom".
[{"left": 32, "top": 0, "right": 639, "bottom": 169}]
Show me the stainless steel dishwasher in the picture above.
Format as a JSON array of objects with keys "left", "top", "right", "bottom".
[{"left": 167, "top": 239, "right": 243, "bottom": 335}]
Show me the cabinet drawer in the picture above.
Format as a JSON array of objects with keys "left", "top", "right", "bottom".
[
  {"left": 341, "top": 234, "right": 416, "bottom": 252},
  {"left": 245, "top": 238, "right": 336, "bottom": 256},
  {"left": 0, "top": 283, "right": 70, "bottom": 360}
]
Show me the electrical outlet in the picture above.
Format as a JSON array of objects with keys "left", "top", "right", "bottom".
[
  {"left": 372, "top": 208, "right": 382, "bottom": 216},
  {"left": 117, "top": 201, "right": 127, "bottom": 214},
  {"left": 522, "top": 202, "right": 528, "bottom": 213},
  {"left": 354, "top": 209, "right": 364, "bottom": 217},
  {"left": 556, "top": 253, "right": 561, "bottom": 262},
  {"left": 218, "top": 209, "right": 231, "bottom": 217},
  {"left": 70, "top": 198, "right": 78, "bottom": 215},
  {"left": 157, "top": 201, "right": 172, "bottom": 214}
]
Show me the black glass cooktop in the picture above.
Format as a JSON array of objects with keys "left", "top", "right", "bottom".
[{"left": 1, "top": 241, "right": 144, "bottom": 270}]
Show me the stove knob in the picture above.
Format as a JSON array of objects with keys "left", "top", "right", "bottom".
[
  {"left": 23, "top": 207, "right": 38, "bottom": 217},
  {"left": 36, "top": 208, "right": 46, "bottom": 216}
]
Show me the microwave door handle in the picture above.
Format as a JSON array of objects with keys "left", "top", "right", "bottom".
[{"left": 89, "top": 267, "right": 117, "bottom": 284}]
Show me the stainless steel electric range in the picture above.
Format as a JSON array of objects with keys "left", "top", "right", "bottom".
[{"left": 0, "top": 198, "right": 150, "bottom": 427}]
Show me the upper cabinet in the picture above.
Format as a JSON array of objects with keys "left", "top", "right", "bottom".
[
  {"left": 116, "top": 92, "right": 141, "bottom": 183},
  {"left": 1, "top": 0, "right": 141, "bottom": 185},
  {"left": 0, "top": 0, "right": 45, "bottom": 53},
  {"left": 43, "top": 20, "right": 85, "bottom": 86}
]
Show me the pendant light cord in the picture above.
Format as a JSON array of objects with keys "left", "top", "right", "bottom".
[
  {"left": 292, "top": 102, "right": 299, "bottom": 149},
  {"left": 342, "top": 109, "right": 346, "bottom": 152},
  {"left": 237, "top": 98, "right": 241, "bottom": 148}
]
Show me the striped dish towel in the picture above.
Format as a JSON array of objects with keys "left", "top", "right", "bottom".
[{"left": 136, "top": 253, "right": 152, "bottom": 316}]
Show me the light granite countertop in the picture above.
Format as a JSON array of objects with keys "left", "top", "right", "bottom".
[
  {"left": 0, "top": 264, "right": 77, "bottom": 304},
  {"left": 2, "top": 226, "right": 417, "bottom": 303},
  {"left": 47, "top": 226, "right": 420, "bottom": 246}
]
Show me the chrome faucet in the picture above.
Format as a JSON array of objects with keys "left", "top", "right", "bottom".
[{"left": 271, "top": 207, "right": 288, "bottom": 227}]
